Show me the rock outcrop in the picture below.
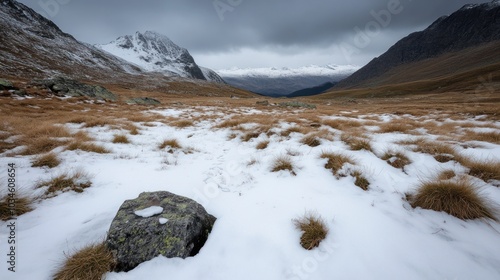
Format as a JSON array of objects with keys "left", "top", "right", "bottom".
[
  {"left": 40, "top": 77, "right": 117, "bottom": 101},
  {"left": 106, "top": 191, "right": 216, "bottom": 272},
  {"left": 126, "top": 97, "right": 161, "bottom": 105}
]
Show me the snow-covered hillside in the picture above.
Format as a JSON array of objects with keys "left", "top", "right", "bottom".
[
  {"left": 98, "top": 31, "right": 224, "bottom": 83},
  {"left": 216, "top": 65, "right": 359, "bottom": 96}
]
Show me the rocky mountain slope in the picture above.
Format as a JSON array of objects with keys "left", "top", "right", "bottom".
[
  {"left": 97, "top": 31, "right": 224, "bottom": 83},
  {"left": 336, "top": 0, "right": 500, "bottom": 89},
  {"left": 217, "top": 65, "right": 358, "bottom": 96},
  {"left": 0, "top": 0, "right": 144, "bottom": 81}
]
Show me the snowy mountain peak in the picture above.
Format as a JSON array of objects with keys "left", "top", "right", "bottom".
[{"left": 98, "top": 31, "right": 224, "bottom": 83}]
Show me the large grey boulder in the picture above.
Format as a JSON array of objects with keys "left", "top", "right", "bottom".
[
  {"left": 41, "top": 77, "right": 117, "bottom": 101},
  {"left": 106, "top": 191, "right": 216, "bottom": 272}
]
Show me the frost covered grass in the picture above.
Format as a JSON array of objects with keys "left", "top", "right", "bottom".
[
  {"left": 1, "top": 97, "right": 500, "bottom": 279},
  {"left": 53, "top": 242, "right": 115, "bottom": 280}
]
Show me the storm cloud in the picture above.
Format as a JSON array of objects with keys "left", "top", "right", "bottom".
[{"left": 18, "top": 0, "right": 489, "bottom": 69}]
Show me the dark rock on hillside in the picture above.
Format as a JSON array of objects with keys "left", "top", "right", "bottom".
[
  {"left": 126, "top": 97, "right": 161, "bottom": 105},
  {"left": 0, "top": 78, "right": 15, "bottom": 90},
  {"left": 40, "top": 77, "right": 117, "bottom": 101},
  {"left": 337, "top": 0, "right": 500, "bottom": 88},
  {"left": 106, "top": 191, "right": 216, "bottom": 272}
]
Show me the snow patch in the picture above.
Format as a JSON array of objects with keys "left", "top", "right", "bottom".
[{"left": 134, "top": 206, "right": 164, "bottom": 218}]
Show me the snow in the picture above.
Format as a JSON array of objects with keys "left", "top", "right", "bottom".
[
  {"left": 134, "top": 206, "right": 164, "bottom": 218},
  {"left": 159, "top": 218, "right": 169, "bottom": 225},
  {"left": 1, "top": 107, "right": 499, "bottom": 280},
  {"left": 217, "top": 64, "right": 360, "bottom": 78}
]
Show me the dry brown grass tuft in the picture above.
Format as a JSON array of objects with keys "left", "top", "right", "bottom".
[
  {"left": 271, "top": 155, "right": 296, "bottom": 175},
  {"left": 412, "top": 139, "right": 456, "bottom": 156},
  {"left": 66, "top": 142, "right": 110, "bottom": 154},
  {"left": 462, "top": 130, "right": 500, "bottom": 144},
  {"left": 456, "top": 156, "right": 500, "bottom": 182},
  {"left": 22, "top": 137, "right": 69, "bottom": 155},
  {"left": 320, "top": 152, "right": 355, "bottom": 176},
  {"left": 293, "top": 213, "right": 329, "bottom": 250},
  {"left": 53, "top": 242, "right": 115, "bottom": 280},
  {"left": 112, "top": 134, "right": 130, "bottom": 144},
  {"left": 256, "top": 140, "right": 270, "bottom": 150},
  {"left": 438, "top": 170, "right": 456, "bottom": 181},
  {"left": 280, "top": 126, "right": 307, "bottom": 137},
  {"left": 215, "top": 119, "right": 245, "bottom": 129},
  {"left": 32, "top": 152, "right": 61, "bottom": 168},
  {"left": 241, "top": 131, "right": 261, "bottom": 142},
  {"left": 301, "top": 135, "right": 322, "bottom": 147},
  {"left": 377, "top": 120, "right": 415, "bottom": 134},
  {"left": 36, "top": 171, "right": 92, "bottom": 196},
  {"left": 381, "top": 151, "right": 411, "bottom": 169},
  {"left": 341, "top": 134, "right": 372, "bottom": 152},
  {"left": 158, "top": 139, "right": 182, "bottom": 150},
  {"left": 170, "top": 119, "right": 194, "bottom": 128},
  {"left": 408, "top": 179, "right": 497, "bottom": 220},
  {"left": 351, "top": 171, "right": 370, "bottom": 191},
  {"left": 322, "top": 118, "right": 362, "bottom": 131},
  {"left": 0, "top": 196, "right": 33, "bottom": 221},
  {"left": 82, "top": 118, "right": 117, "bottom": 128}
]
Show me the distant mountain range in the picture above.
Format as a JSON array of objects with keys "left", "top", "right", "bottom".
[
  {"left": 217, "top": 65, "right": 358, "bottom": 96},
  {"left": 334, "top": 0, "right": 500, "bottom": 92}
]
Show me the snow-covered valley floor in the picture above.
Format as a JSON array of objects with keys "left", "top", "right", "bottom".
[{"left": 1, "top": 105, "right": 500, "bottom": 280}]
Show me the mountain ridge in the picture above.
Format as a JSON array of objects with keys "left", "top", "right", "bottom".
[
  {"left": 217, "top": 64, "right": 358, "bottom": 96},
  {"left": 336, "top": 0, "right": 500, "bottom": 89},
  {"left": 97, "top": 31, "right": 224, "bottom": 83}
]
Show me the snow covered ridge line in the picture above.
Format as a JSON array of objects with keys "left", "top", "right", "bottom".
[
  {"left": 97, "top": 31, "right": 224, "bottom": 83},
  {"left": 216, "top": 65, "right": 360, "bottom": 78}
]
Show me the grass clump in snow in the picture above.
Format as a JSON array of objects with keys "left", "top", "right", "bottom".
[
  {"left": 456, "top": 156, "right": 500, "bottom": 183},
  {"left": 461, "top": 130, "right": 500, "bottom": 144},
  {"left": 271, "top": 155, "right": 296, "bottom": 175},
  {"left": 53, "top": 242, "right": 115, "bottom": 280},
  {"left": 241, "top": 131, "right": 261, "bottom": 142},
  {"left": 32, "top": 152, "right": 61, "bottom": 168},
  {"left": 22, "top": 137, "right": 69, "bottom": 155},
  {"left": 0, "top": 195, "right": 33, "bottom": 221},
  {"left": 320, "top": 152, "right": 355, "bottom": 176},
  {"left": 381, "top": 151, "right": 411, "bottom": 169},
  {"left": 293, "top": 213, "right": 329, "bottom": 250},
  {"left": 301, "top": 134, "right": 321, "bottom": 147},
  {"left": 158, "top": 139, "right": 182, "bottom": 151},
  {"left": 352, "top": 171, "right": 370, "bottom": 191},
  {"left": 36, "top": 171, "right": 92, "bottom": 196},
  {"left": 171, "top": 119, "right": 194, "bottom": 128},
  {"left": 66, "top": 142, "right": 110, "bottom": 154},
  {"left": 341, "top": 133, "right": 372, "bottom": 152},
  {"left": 256, "top": 140, "right": 269, "bottom": 150},
  {"left": 438, "top": 170, "right": 456, "bottom": 181},
  {"left": 112, "top": 134, "right": 130, "bottom": 144},
  {"left": 408, "top": 179, "right": 497, "bottom": 220}
]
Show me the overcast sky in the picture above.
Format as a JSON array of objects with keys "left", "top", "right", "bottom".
[{"left": 18, "top": 0, "right": 489, "bottom": 70}]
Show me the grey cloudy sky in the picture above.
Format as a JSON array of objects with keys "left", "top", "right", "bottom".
[{"left": 18, "top": 0, "right": 489, "bottom": 69}]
